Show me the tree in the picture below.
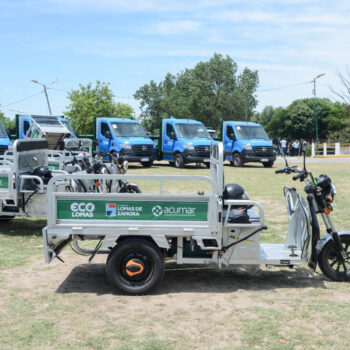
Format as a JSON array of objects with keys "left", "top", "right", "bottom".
[
  {"left": 65, "top": 81, "right": 134, "bottom": 134},
  {"left": 134, "top": 53, "right": 259, "bottom": 133},
  {"left": 255, "top": 106, "right": 275, "bottom": 127},
  {"left": 265, "top": 98, "right": 349, "bottom": 141},
  {"left": 331, "top": 70, "right": 350, "bottom": 112},
  {"left": 0, "top": 108, "right": 15, "bottom": 134}
]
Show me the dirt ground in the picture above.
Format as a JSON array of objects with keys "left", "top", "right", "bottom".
[{"left": 2, "top": 249, "right": 349, "bottom": 350}]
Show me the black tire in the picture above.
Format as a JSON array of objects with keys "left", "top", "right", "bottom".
[
  {"left": 174, "top": 153, "right": 185, "bottom": 168},
  {"left": 106, "top": 238, "right": 165, "bottom": 294},
  {"left": 263, "top": 161, "right": 274, "bottom": 168},
  {"left": 141, "top": 161, "right": 153, "bottom": 168},
  {"left": 318, "top": 235, "right": 350, "bottom": 281},
  {"left": 232, "top": 153, "right": 243, "bottom": 167},
  {"left": 118, "top": 183, "right": 141, "bottom": 193}
]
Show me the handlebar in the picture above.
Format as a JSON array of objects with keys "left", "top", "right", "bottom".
[{"left": 275, "top": 169, "right": 285, "bottom": 174}]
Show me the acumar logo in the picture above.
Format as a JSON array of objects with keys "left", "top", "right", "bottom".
[
  {"left": 70, "top": 202, "right": 95, "bottom": 218},
  {"left": 152, "top": 205, "right": 196, "bottom": 217}
]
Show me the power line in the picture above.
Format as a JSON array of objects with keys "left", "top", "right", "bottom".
[
  {"left": 258, "top": 80, "right": 313, "bottom": 93},
  {"left": 0, "top": 90, "right": 44, "bottom": 108}
]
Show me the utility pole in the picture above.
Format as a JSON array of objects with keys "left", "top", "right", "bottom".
[
  {"left": 31, "top": 79, "right": 57, "bottom": 115},
  {"left": 312, "top": 73, "right": 325, "bottom": 143}
]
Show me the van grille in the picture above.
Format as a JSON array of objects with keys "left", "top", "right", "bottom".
[
  {"left": 194, "top": 145, "right": 210, "bottom": 157},
  {"left": 131, "top": 144, "right": 153, "bottom": 156},
  {"left": 0, "top": 145, "right": 8, "bottom": 155},
  {"left": 252, "top": 146, "right": 274, "bottom": 156}
]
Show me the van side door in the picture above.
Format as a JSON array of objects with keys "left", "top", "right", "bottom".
[
  {"left": 224, "top": 124, "right": 237, "bottom": 158},
  {"left": 20, "top": 117, "right": 32, "bottom": 139},
  {"left": 99, "top": 121, "right": 113, "bottom": 152},
  {"left": 162, "top": 122, "right": 176, "bottom": 160}
]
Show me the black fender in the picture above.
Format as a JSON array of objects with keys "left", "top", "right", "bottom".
[{"left": 316, "top": 230, "right": 350, "bottom": 256}]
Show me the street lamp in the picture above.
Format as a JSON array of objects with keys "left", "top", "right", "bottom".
[
  {"left": 312, "top": 73, "right": 325, "bottom": 143},
  {"left": 31, "top": 79, "right": 57, "bottom": 115}
]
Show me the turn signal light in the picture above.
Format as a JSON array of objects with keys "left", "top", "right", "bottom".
[
  {"left": 324, "top": 208, "right": 331, "bottom": 215},
  {"left": 328, "top": 194, "right": 333, "bottom": 202}
]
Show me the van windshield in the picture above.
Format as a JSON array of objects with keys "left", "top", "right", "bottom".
[
  {"left": 235, "top": 125, "right": 270, "bottom": 141},
  {"left": 32, "top": 116, "right": 61, "bottom": 126},
  {"left": 111, "top": 122, "right": 147, "bottom": 138},
  {"left": 175, "top": 123, "right": 210, "bottom": 139},
  {"left": 0, "top": 121, "right": 8, "bottom": 138}
]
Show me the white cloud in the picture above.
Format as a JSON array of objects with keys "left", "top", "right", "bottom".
[{"left": 153, "top": 20, "right": 201, "bottom": 35}]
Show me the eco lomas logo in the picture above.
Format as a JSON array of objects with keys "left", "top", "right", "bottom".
[
  {"left": 70, "top": 202, "right": 95, "bottom": 218},
  {"left": 152, "top": 205, "right": 163, "bottom": 217}
]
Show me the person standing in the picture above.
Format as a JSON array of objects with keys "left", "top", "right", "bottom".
[
  {"left": 293, "top": 139, "right": 300, "bottom": 156},
  {"left": 280, "top": 138, "right": 287, "bottom": 156}
]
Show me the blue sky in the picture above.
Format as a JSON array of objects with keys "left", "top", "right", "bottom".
[{"left": 0, "top": 0, "right": 349, "bottom": 120}]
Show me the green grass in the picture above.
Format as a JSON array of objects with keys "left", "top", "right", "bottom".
[
  {"left": 1, "top": 160, "right": 350, "bottom": 349},
  {"left": 0, "top": 218, "right": 44, "bottom": 269}
]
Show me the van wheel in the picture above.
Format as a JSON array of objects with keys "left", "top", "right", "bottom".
[
  {"left": 263, "top": 161, "right": 274, "bottom": 168},
  {"left": 232, "top": 153, "right": 243, "bottom": 167},
  {"left": 141, "top": 161, "right": 153, "bottom": 168},
  {"left": 106, "top": 238, "right": 165, "bottom": 295},
  {"left": 174, "top": 153, "right": 185, "bottom": 168}
]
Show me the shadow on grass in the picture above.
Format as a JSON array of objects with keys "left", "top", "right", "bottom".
[
  {"left": 56, "top": 262, "right": 326, "bottom": 296},
  {"left": 0, "top": 218, "right": 46, "bottom": 237}
]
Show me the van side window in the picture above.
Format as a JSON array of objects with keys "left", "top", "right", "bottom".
[
  {"left": 227, "top": 125, "right": 234, "bottom": 138},
  {"left": 101, "top": 122, "right": 111, "bottom": 138},
  {"left": 23, "top": 121, "right": 30, "bottom": 136},
  {"left": 166, "top": 124, "right": 175, "bottom": 138}
]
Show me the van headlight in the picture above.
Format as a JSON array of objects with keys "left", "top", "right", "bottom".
[
  {"left": 244, "top": 144, "right": 252, "bottom": 150},
  {"left": 121, "top": 144, "right": 132, "bottom": 149},
  {"left": 185, "top": 144, "right": 195, "bottom": 150}
]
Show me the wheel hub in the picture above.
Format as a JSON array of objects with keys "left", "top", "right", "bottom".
[{"left": 125, "top": 259, "right": 144, "bottom": 277}]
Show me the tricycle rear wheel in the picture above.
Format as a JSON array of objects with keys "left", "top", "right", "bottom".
[
  {"left": 106, "top": 238, "right": 164, "bottom": 294},
  {"left": 318, "top": 235, "right": 350, "bottom": 281}
]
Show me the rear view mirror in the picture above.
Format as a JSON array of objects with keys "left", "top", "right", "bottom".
[{"left": 229, "top": 133, "right": 236, "bottom": 141}]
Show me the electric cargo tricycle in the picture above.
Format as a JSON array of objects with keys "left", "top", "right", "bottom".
[{"left": 43, "top": 142, "right": 350, "bottom": 294}]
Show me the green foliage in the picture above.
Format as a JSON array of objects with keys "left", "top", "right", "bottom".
[
  {"left": 0, "top": 108, "right": 15, "bottom": 134},
  {"left": 257, "top": 98, "right": 349, "bottom": 140},
  {"left": 65, "top": 81, "right": 135, "bottom": 134},
  {"left": 134, "top": 53, "right": 259, "bottom": 133}
]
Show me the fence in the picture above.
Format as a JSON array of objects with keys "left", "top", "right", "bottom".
[{"left": 312, "top": 143, "right": 350, "bottom": 157}]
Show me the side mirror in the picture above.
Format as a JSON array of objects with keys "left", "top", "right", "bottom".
[
  {"left": 229, "top": 133, "right": 236, "bottom": 141},
  {"left": 170, "top": 131, "right": 177, "bottom": 140},
  {"left": 105, "top": 130, "right": 112, "bottom": 139},
  {"left": 123, "top": 160, "right": 129, "bottom": 171}
]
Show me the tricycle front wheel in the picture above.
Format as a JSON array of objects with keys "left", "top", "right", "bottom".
[{"left": 318, "top": 235, "right": 350, "bottom": 281}]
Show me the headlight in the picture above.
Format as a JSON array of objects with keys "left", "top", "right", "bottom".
[
  {"left": 185, "top": 144, "right": 195, "bottom": 150},
  {"left": 244, "top": 144, "right": 252, "bottom": 150},
  {"left": 121, "top": 144, "right": 132, "bottom": 149}
]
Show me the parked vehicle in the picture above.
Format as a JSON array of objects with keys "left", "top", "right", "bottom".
[
  {"left": 95, "top": 118, "right": 156, "bottom": 167},
  {"left": 0, "top": 120, "right": 12, "bottom": 155},
  {"left": 155, "top": 117, "right": 212, "bottom": 168},
  {"left": 42, "top": 142, "right": 350, "bottom": 294},
  {"left": 15, "top": 114, "right": 92, "bottom": 170},
  {"left": 221, "top": 121, "right": 276, "bottom": 167}
]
